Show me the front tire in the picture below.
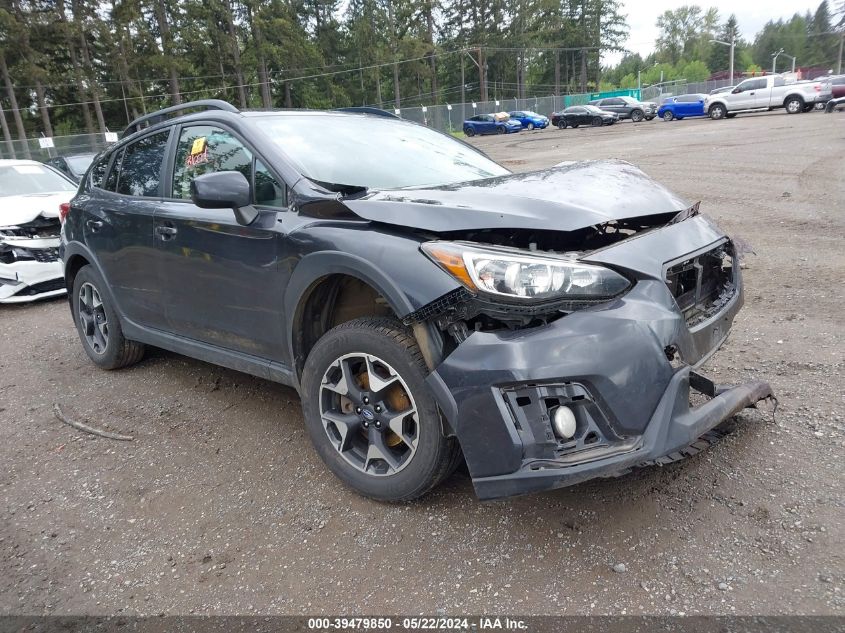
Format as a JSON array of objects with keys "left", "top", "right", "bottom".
[
  {"left": 709, "top": 103, "right": 726, "bottom": 120},
  {"left": 662, "top": 111, "right": 674, "bottom": 121},
  {"left": 464, "top": 127, "right": 475, "bottom": 137},
  {"left": 71, "top": 265, "right": 145, "bottom": 370},
  {"left": 591, "top": 116, "right": 602, "bottom": 127},
  {"left": 557, "top": 120, "right": 566, "bottom": 129},
  {"left": 301, "top": 317, "right": 458, "bottom": 501},
  {"left": 496, "top": 126, "right": 505, "bottom": 134},
  {"left": 630, "top": 109, "right": 644, "bottom": 122}
]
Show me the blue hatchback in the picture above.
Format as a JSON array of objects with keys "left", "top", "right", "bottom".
[
  {"left": 657, "top": 94, "right": 708, "bottom": 121},
  {"left": 463, "top": 114, "right": 522, "bottom": 137},
  {"left": 507, "top": 111, "right": 549, "bottom": 130}
]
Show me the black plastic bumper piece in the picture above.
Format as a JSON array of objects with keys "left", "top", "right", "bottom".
[{"left": 470, "top": 367, "right": 774, "bottom": 500}]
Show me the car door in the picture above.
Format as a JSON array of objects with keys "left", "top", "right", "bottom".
[
  {"left": 154, "top": 123, "right": 288, "bottom": 360},
  {"left": 481, "top": 114, "right": 497, "bottom": 134},
  {"left": 602, "top": 98, "right": 624, "bottom": 116},
  {"left": 689, "top": 94, "right": 706, "bottom": 115},
  {"left": 729, "top": 79, "right": 760, "bottom": 109},
  {"left": 674, "top": 95, "right": 693, "bottom": 117},
  {"left": 80, "top": 130, "right": 171, "bottom": 329}
]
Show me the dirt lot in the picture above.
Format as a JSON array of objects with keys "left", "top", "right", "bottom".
[{"left": 1, "top": 111, "right": 843, "bottom": 617}]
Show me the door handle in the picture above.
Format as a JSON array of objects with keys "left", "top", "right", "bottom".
[
  {"left": 155, "top": 225, "right": 178, "bottom": 240},
  {"left": 86, "top": 219, "right": 103, "bottom": 232},
  {"left": 750, "top": 92, "right": 755, "bottom": 95}
]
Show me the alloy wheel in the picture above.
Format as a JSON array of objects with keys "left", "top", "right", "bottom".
[
  {"left": 320, "top": 353, "right": 420, "bottom": 476},
  {"left": 78, "top": 282, "right": 109, "bottom": 355}
]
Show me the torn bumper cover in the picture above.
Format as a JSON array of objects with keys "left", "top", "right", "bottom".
[
  {"left": 0, "top": 222, "right": 66, "bottom": 304},
  {"left": 424, "top": 218, "right": 774, "bottom": 500}
]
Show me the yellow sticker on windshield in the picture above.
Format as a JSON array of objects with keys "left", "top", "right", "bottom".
[{"left": 190, "top": 137, "right": 207, "bottom": 155}]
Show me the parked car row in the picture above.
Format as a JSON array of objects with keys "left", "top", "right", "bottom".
[
  {"left": 464, "top": 74, "right": 841, "bottom": 137},
  {"left": 661, "top": 74, "right": 843, "bottom": 121}
]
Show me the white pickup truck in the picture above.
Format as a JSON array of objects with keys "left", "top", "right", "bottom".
[{"left": 705, "top": 74, "right": 824, "bottom": 119}]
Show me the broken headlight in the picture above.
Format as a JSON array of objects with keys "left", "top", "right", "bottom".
[{"left": 421, "top": 241, "right": 630, "bottom": 302}]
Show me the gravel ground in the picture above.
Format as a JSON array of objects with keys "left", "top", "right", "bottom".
[{"left": 1, "top": 110, "right": 843, "bottom": 617}]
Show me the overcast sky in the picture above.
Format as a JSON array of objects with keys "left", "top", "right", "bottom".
[{"left": 605, "top": 0, "right": 826, "bottom": 65}]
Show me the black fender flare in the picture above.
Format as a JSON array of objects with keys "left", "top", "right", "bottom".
[
  {"left": 283, "top": 250, "right": 439, "bottom": 380},
  {"left": 61, "top": 242, "right": 124, "bottom": 318}
]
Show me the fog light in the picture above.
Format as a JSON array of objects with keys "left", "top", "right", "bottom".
[{"left": 552, "top": 406, "right": 577, "bottom": 439}]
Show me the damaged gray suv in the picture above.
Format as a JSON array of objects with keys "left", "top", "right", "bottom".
[{"left": 61, "top": 100, "right": 773, "bottom": 501}]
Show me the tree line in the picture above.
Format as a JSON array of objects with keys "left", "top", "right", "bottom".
[
  {"left": 0, "top": 0, "right": 627, "bottom": 140},
  {"left": 604, "top": 1, "right": 844, "bottom": 90},
  {"left": 0, "top": 0, "right": 843, "bottom": 141}
]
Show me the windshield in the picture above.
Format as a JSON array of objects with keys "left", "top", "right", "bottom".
[
  {"left": 583, "top": 105, "right": 603, "bottom": 113},
  {"left": 252, "top": 113, "right": 510, "bottom": 189},
  {"left": 66, "top": 154, "right": 95, "bottom": 174},
  {"left": 0, "top": 164, "right": 76, "bottom": 197}
]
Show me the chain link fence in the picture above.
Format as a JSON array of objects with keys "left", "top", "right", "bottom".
[
  {"left": 640, "top": 79, "right": 735, "bottom": 102},
  {"left": 395, "top": 93, "right": 612, "bottom": 133},
  {"left": 0, "top": 132, "right": 115, "bottom": 162},
  {"left": 0, "top": 82, "right": 738, "bottom": 156}
]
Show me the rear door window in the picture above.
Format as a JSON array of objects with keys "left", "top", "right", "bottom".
[
  {"left": 88, "top": 153, "right": 110, "bottom": 190},
  {"left": 116, "top": 130, "right": 171, "bottom": 197},
  {"left": 104, "top": 148, "right": 124, "bottom": 192}
]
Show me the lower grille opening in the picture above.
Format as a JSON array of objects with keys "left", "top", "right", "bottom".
[
  {"left": 18, "top": 278, "right": 66, "bottom": 296},
  {"left": 665, "top": 243, "right": 736, "bottom": 328}
]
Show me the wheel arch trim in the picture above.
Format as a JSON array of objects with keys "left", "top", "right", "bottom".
[{"left": 284, "top": 251, "right": 420, "bottom": 383}]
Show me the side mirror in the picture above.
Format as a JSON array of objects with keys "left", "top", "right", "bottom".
[
  {"left": 190, "top": 171, "right": 258, "bottom": 226},
  {"left": 731, "top": 87, "right": 741, "bottom": 94}
]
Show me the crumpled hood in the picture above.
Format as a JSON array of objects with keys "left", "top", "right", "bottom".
[
  {"left": 0, "top": 192, "right": 70, "bottom": 227},
  {"left": 344, "top": 159, "right": 690, "bottom": 233}
]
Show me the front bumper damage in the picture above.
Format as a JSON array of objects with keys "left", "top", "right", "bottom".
[
  {"left": 0, "top": 218, "right": 66, "bottom": 304},
  {"left": 423, "top": 216, "right": 775, "bottom": 500}
]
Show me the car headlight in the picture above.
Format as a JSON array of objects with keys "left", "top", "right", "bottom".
[{"left": 421, "top": 241, "right": 630, "bottom": 302}]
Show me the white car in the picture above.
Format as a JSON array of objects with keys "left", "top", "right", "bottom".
[{"left": 0, "top": 159, "right": 78, "bottom": 303}]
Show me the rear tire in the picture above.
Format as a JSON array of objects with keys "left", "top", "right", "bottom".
[
  {"left": 526, "top": 122, "right": 534, "bottom": 131},
  {"left": 785, "top": 96, "right": 804, "bottom": 114},
  {"left": 301, "top": 317, "right": 459, "bottom": 501},
  {"left": 662, "top": 111, "right": 674, "bottom": 121},
  {"left": 71, "top": 265, "right": 145, "bottom": 370}
]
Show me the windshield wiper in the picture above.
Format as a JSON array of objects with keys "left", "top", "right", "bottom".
[{"left": 311, "top": 178, "right": 368, "bottom": 198}]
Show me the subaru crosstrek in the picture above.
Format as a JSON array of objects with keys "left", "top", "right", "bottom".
[{"left": 61, "top": 100, "right": 773, "bottom": 501}]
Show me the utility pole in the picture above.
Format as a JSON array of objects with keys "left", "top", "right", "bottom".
[
  {"left": 478, "top": 47, "right": 488, "bottom": 103},
  {"left": 838, "top": 32, "right": 843, "bottom": 75},
  {"left": 460, "top": 53, "right": 466, "bottom": 122},
  {"left": 772, "top": 48, "right": 784, "bottom": 74},
  {"left": 711, "top": 37, "right": 735, "bottom": 83}
]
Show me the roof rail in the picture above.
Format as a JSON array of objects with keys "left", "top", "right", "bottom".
[
  {"left": 335, "top": 106, "right": 399, "bottom": 119},
  {"left": 122, "top": 99, "right": 240, "bottom": 136}
]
